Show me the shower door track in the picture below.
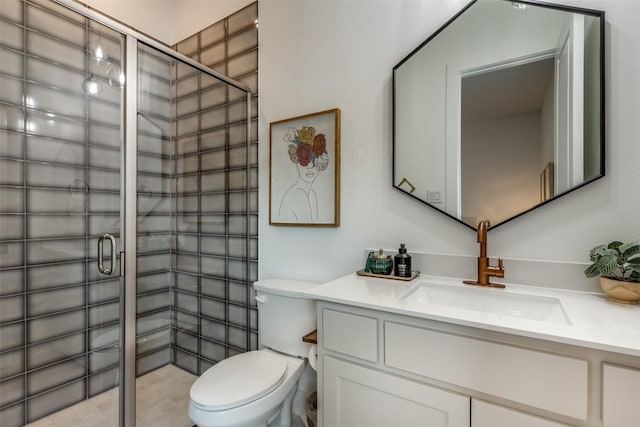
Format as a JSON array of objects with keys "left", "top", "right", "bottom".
[{"left": 48, "top": 2, "right": 254, "bottom": 426}]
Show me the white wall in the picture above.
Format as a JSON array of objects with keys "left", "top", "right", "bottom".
[
  {"left": 258, "top": 0, "right": 640, "bottom": 286},
  {"left": 84, "top": 0, "right": 252, "bottom": 44},
  {"left": 461, "top": 112, "right": 541, "bottom": 225}
]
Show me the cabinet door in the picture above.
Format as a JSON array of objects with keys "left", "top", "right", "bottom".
[
  {"left": 602, "top": 364, "right": 640, "bottom": 427},
  {"left": 323, "top": 356, "right": 469, "bottom": 427},
  {"left": 472, "top": 399, "right": 574, "bottom": 427}
]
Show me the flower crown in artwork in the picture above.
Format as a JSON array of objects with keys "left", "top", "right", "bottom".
[{"left": 283, "top": 126, "right": 329, "bottom": 171}]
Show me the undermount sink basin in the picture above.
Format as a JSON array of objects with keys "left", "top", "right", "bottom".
[{"left": 400, "top": 282, "right": 572, "bottom": 325}]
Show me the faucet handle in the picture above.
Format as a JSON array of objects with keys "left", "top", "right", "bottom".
[{"left": 498, "top": 258, "right": 504, "bottom": 269}]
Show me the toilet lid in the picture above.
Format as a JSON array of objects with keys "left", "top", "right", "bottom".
[{"left": 190, "top": 350, "right": 288, "bottom": 410}]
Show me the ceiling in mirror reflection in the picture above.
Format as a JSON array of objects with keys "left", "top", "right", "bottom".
[
  {"left": 393, "top": 0, "right": 604, "bottom": 230},
  {"left": 461, "top": 58, "right": 554, "bottom": 121}
]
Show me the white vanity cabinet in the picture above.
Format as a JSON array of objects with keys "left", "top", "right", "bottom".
[{"left": 317, "top": 302, "right": 640, "bottom": 427}]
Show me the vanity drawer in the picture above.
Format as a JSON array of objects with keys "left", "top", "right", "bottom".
[
  {"left": 472, "top": 399, "right": 573, "bottom": 427},
  {"left": 384, "top": 322, "right": 588, "bottom": 420},
  {"left": 322, "top": 309, "right": 378, "bottom": 362}
]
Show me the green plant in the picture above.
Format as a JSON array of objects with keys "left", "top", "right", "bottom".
[{"left": 584, "top": 241, "right": 640, "bottom": 282}]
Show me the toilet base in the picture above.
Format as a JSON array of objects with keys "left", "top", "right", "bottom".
[{"left": 267, "top": 383, "right": 297, "bottom": 427}]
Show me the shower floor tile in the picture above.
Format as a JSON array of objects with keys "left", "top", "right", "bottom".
[{"left": 25, "top": 364, "right": 197, "bottom": 427}]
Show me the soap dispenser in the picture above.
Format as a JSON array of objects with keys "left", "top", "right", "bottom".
[{"left": 394, "top": 244, "right": 412, "bottom": 277}]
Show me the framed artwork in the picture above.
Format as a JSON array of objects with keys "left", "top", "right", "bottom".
[
  {"left": 397, "top": 177, "right": 416, "bottom": 194},
  {"left": 269, "top": 108, "right": 340, "bottom": 226}
]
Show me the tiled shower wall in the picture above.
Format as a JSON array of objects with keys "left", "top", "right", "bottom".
[
  {"left": 0, "top": 0, "right": 257, "bottom": 425},
  {"left": 171, "top": 1, "right": 259, "bottom": 375}
]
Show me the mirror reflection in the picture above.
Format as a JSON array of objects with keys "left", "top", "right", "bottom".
[{"left": 393, "top": 0, "right": 604, "bottom": 229}]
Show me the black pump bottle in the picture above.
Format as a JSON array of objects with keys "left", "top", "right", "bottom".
[{"left": 394, "top": 244, "right": 411, "bottom": 277}]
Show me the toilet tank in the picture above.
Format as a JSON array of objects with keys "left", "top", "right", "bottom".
[{"left": 254, "top": 279, "right": 318, "bottom": 358}]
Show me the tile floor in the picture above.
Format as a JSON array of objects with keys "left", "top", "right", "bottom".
[{"left": 24, "top": 364, "right": 197, "bottom": 427}]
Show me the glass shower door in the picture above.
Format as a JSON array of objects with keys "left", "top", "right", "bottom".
[{"left": 0, "top": 1, "right": 125, "bottom": 425}]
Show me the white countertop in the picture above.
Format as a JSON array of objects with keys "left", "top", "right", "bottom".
[{"left": 304, "top": 273, "right": 640, "bottom": 358}]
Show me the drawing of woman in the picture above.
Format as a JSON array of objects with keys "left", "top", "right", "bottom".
[{"left": 277, "top": 125, "right": 329, "bottom": 222}]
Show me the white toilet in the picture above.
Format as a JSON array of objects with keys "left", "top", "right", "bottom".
[{"left": 188, "top": 279, "right": 318, "bottom": 427}]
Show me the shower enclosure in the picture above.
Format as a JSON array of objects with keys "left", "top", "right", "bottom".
[{"left": 0, "top": 0, "right": 258, "bottom": 425}]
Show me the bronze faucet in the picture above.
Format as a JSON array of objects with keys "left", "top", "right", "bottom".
[{"left": 463, "top": 220, "right": 505, "bottom": 288}]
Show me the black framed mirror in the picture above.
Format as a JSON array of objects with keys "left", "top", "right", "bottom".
[{"left": 393, "top": 0, "right": 605, "bottom": 230}]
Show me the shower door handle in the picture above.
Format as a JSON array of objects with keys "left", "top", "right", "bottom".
[{"left": 97, "top": 233, "right": 117, "bottom": 275}]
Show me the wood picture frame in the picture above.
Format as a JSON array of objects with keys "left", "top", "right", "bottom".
[{"left": 269, "top": 108, "right": 340, "bottom": 226}]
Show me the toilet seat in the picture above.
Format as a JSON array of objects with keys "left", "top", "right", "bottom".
[{"left": 190, "top": 350, "right": 288, "bottom": 411}]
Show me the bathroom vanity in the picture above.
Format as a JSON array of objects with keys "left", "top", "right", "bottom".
[{"left": 304, "top": 275, "right": 640, "bottom": 427}]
